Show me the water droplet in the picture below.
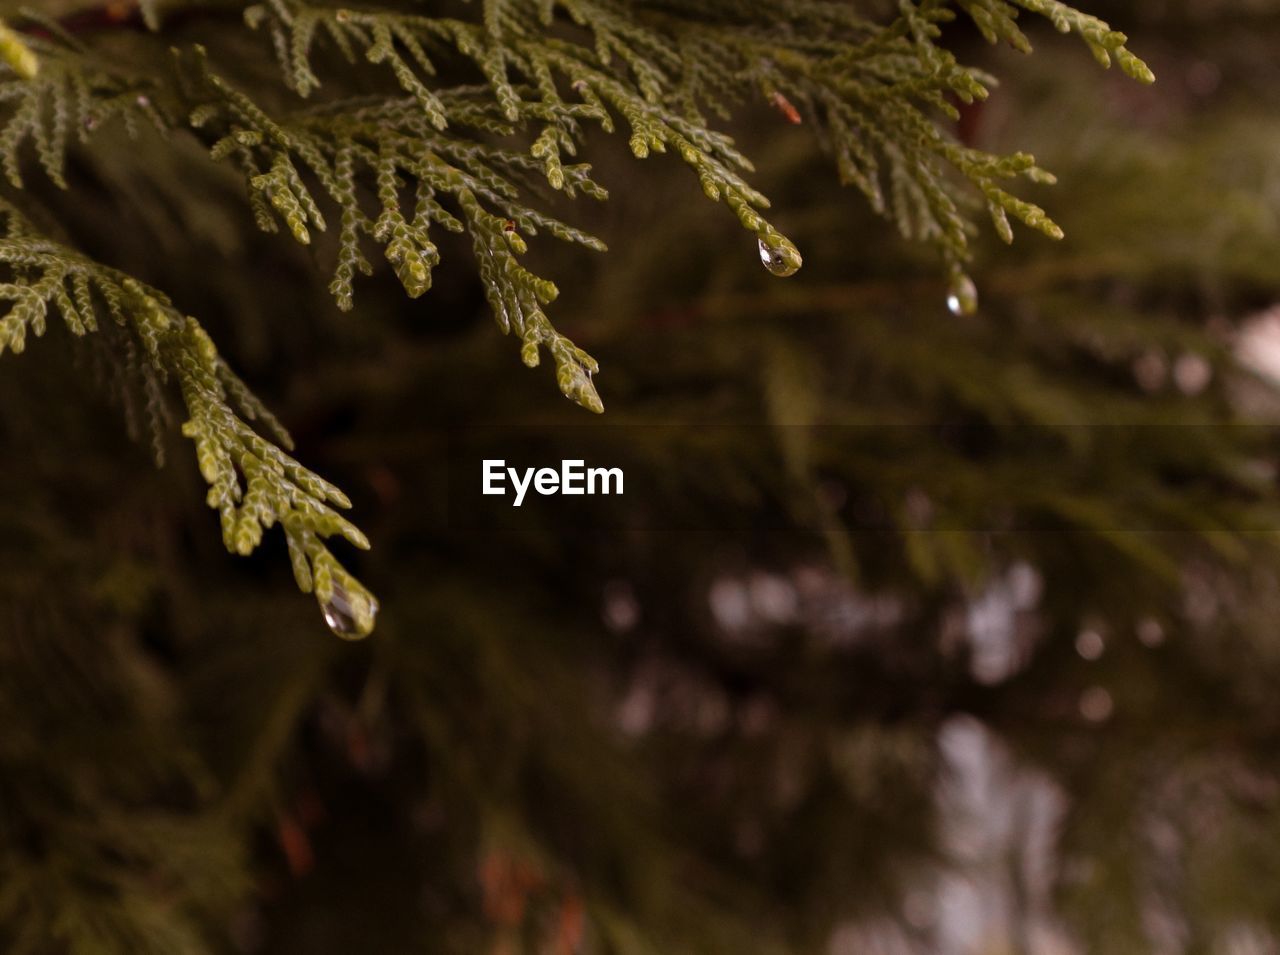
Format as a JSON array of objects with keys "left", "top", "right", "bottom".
[
  {"left": 321, "top": 583, "right": 378, "bottom": 639},
  {"left": 757, "top": 236, "right": 801, "bottom": 277},
  {"left": 946, "top": 273, "right": 978, "bottom": 316}
]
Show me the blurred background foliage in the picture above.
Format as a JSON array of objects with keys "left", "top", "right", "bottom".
[{"left": 6, "top": 1, "right": 1280, "bottom": 953}]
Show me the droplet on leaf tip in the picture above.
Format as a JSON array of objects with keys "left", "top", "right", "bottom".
[
  {"left": 321, "top": 583, "right": 378, "bottom": 639},
  {"left": 946, "top": 273, "right": 978, "bottom": 316},
  {"left": 757, "top": 236, "right": 800, "bottom": 278}
]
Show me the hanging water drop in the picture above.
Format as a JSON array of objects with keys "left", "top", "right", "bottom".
[
  {"left": 946, "top": 273, "right": 978, "bottom": 316},
  {"left": 321, "top": 582, "right": 379, "bottom": 639},
  {"left": 757, "top": 236, "right": 801, "bottom": 278}
]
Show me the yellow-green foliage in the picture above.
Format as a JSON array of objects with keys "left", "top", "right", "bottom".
[
  {"left": 0, "top": 200, "right": 377, "bottom": 638},
  {"left": 235, "top": 0, "right": 1148, "bottom": 407},
  {"left": 0, "top": 1, "right": 1152, "bottom": 635},
  {"left": 0, "top": 20, "right": 37, "bottom": 81}
]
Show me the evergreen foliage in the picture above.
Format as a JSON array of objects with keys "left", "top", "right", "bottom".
[
  {"left": 0, "top": 0, "right": 1150, "bottom": 633},
  {"left": 7, "top": 2, "right": 1280, "bottom": 954}
]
